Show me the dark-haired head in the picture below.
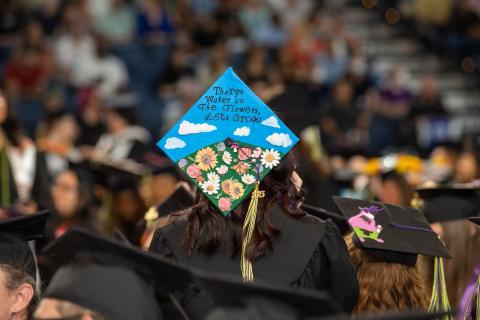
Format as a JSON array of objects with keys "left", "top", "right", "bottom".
[
  {"left": 0, "top": 92, "right": 23, "bottom": 147},
  {"left": 0, "top": 233, "right": 39, "bottom": 319},
  {"left": 181, "top": 151, "right": 305, "bottom": 260}
]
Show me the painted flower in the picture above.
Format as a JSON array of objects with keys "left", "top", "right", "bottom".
[
  {"left": 238, "top": 147, "right": 252, "bottom": 160},
  {"left": 207, "top": 172, "right": 220, "bottom": 182},
  {"left": 200, "top": 179, "right": 220, "bottom": 195},
  {"left": 196, "top": 176, "right": 204, "bottom": 183},
  {"left": 252, "top": 147, "right": 262, "bottom": 158},
  {"left": 195, "top": 147, "right": 218, "bottom": 171},
  {"left": 216, "top": 165, "right": 228, "bottom": 175},
  {"left": 261, "top": 149, "right": 281, "bottom": 169},
  {"left": 230, "top": 182, "right": 245, "bottom": 200},
  {"left": 241, "top": 174, "right": 256, "bottom": 185},
  {"left": 186, "top": 164, "right": 201, "bottom": 178},
  {"left": 218, "top": 197, "right": 231, "bottom": 211},
  {"left": 222, "top": 151, "right": 232, "bottom": 165},
  {"left": 232, "top": 161, "right": 250, "bottom": 175},
  {"left": 178, "top": 159, "right": 187, "bottom": 168},
  {"left": 216, "top": 142, "right": 226, "bottom": 152},
  {"left": 221, "top": 179, "right": 235, "bottom": 195}
]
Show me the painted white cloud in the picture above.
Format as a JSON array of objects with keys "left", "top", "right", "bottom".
[
  {"left": 178, "top": 120, "right": 217, "bottom": 135},
  {"left": 233, "top": 126, "right": 251, "bottom": 137},
  {"left": 266, "top": 133, "right": 293, "bottom": 148},
  {"left": 164, "top": 137, "right": 186, "bottom": 149},
  {"left": 261, "top": 116, "right": 280, "bottom": 128}
]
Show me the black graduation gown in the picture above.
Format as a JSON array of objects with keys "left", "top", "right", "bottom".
[
  {"left": 0, "top": 150, "right": 51, "bottom": 210},
  {"left": 149, "top": 207, "right": 359, "bottom": 319}
]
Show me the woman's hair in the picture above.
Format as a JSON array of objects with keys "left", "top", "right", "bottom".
[
  {"left": 1, "top": 264, "right": 39, "bottom": 318},
  {"left": 345, "top": 233, "right": 429, "bottom": 315},
  {"left": 0, "top": 94, "right": 23, "bottom": 147},
  {"left": 437, "top": 220, "right": 480, "bottom": 307},
  {"left": 56, "top": 169, "right": 94, "bottom": 219},
  {"left": 178, "top": 151, "right": 305, "bottom": 261}
]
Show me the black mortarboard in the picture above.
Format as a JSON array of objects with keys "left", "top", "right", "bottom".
[
  {"left": 416, "top": 185, "right": 480, "bottom": 223},
  {"left": 196, "top": 270, "right": 340, "bottom": 319},
  {"left": 333, "top": 197, "right": 451, "bottom": 265},
  {"left": 0, "top": 211, "right": 49, "bottom": 278},
  {"left": 42, "top": 227, "right": 194, "bottom": 320}
]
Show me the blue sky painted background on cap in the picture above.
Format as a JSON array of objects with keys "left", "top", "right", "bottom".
[{"left": 157, "top": 67, "right": 299, "bottom": 162}]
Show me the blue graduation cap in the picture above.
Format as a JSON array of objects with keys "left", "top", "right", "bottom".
[
  {"left": 157, "top": 68, "right": 299, "bottom": 216},
  {"left": 158, "top": 68, "right": 299, "bottom": 282}
]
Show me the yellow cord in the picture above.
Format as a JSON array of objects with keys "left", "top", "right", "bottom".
[
  {"left": 240, "top": 182, "right": 264, "bottom": 282},
  {"left": 429, "top": 257, "right": 453, "bottom": 319}
]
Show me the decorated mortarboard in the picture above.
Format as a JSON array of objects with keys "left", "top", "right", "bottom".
[
  {"left": 157, "top": 67, "right": 299, "bottom": 282},
  {"left": 415, "top": 183, "right": 480, "bottom": 223},
  {"left": 42, "top": 227, "right": 194, "bottom": 320},
  {"left": 195, "top": 270, "right": 340, "bottom": 320},
  {"left": 0, "top": 211, "right": 49, "bottom": 278},
  {"left": 333, "top": 197, "right": 453, "bottom": 318}
]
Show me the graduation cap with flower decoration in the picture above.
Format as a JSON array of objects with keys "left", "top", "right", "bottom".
[
  {"left": 157, "top": 68, "right": 299, "bottom": 281},
  {"left": 334, "top": 197, "right": 453, "bottom": 319}
]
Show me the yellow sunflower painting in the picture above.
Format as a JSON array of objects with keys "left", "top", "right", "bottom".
[{"left": 195, "top": 147, "right": 218, "bottom": 171}]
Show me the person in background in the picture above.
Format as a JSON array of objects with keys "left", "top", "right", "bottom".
[
  {"left": 136, "top": 0, "right": 174, "bottom": 44},
  {"left": 106, "top": 173, "right": 146, "bottom": 244},
  {"left": 417, "top": 186, "right": 480, "bottom": 309},
  {"left": 335, "top": 198, "right": 451, "bottom": 316},
  {"left": 75, "top": 88, "right": 106, "bottom": 148},
  {"left": 86, "top": 94, "right": 151, "bottom": 163},
  {"left": 0, "top": 92, "right": 51, "bottom": 212},
  {"left": 410, "top": 75, "right": 448, "bottom": 120},
  {"left": 368, "top": 67, "right": 413, "bottom": 153},
  {"left": 36, "top": 112, "right": 80, "bottom": 179},
  {"left": 0, "top": 212, "right": 48, "bottom": 320},
  {"left": 375, "top": 171, "right": 413, "bottom": 206},
  {"left": 320, "top": 79, "right": 368, "bottom": 156},
  {"left": 4, "top": 44, "right": 50, "bottom": 101},
  {"left": 46, "top": 169, "right": 96, "bottom": 242},
  {"left": 95, "top": 0, "right": 135, "bottom": 45},
  {"left": 454, "top": 151, "right": 480, "bottom": 183}
]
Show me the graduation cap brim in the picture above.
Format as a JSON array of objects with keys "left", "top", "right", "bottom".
[
  {"left": 0, "top": 210, "right": 50, "bottom": 241},
  {"left": 194, "top": 270, "right": 341, "bottom": 318},
  {"left": 416, "top": 185, "right": 480, "bottom": 223},
  {"left": 333, "top": 197, "right": 452, "bottom": 259},
  {"left": 42, "top": 227, "right": 193, "bottom": 294},
  {"left": 469, "top": 217, "right": 480, "bottom": 225}
]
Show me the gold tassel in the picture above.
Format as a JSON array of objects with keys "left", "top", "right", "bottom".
[
  {"left": 463, "top": 275, "right": 480, "bottom": 320},
  {"left": 429, "top": 257, "right": 453, "bottom": 319},
  {"left": 144, "top": 206, "right": 159, "bottom": 228},
  {"left": 241, "top": 182, "right": 265, "bottom": 282}
]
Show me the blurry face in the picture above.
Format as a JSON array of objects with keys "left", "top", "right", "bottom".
[
  {"left": 0, "top": 95, "right": 8, "bottom": 124},
  {"left": 455, "top": 153, "right": 478, "bottom": 183},
  {"left": 105, "top": 111, "right": 127, "bottom": 134},
  {"left": 333, "top": 82, "right": 353, "bottom": 105},
  {"left": 152, "top": 174, "right": 178, "bottom": 204},
  {"left": 52, "top": 116, "right": 78, "bottom": 142},
  {"left": 378, "top": 180, "right": 403, "bottom": 205},
  {"left": 115, "top": 191, "right": 143, "bottom": 222},
  {"left": 52, "top": 172, "right": 80, "bottom": 218}
]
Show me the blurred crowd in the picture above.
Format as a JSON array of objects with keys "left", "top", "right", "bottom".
[{"left": 1, "top": 0, "right": 480, "bottom": 319}]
